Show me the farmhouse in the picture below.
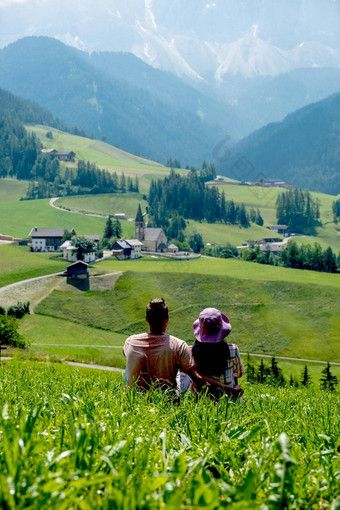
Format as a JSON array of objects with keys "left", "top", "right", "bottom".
[
  {"left": 28, "top": 227, "right": 76, "bottom": 252},
  {"left": 266, "top": 225, "right": 288, "bottom": 236},
  {"left": 60, "top": 240, "right": 96, "bottom": 263},
  {"left": 112, "top": 239, "right": 143, "bottom": 260},
  {"left": 135, "top": 205, "right": 168, "bottom": 252},
  {"left": 255, "top": 179, "right": 292, "bottom": 188},
  {"left": 41, "top": 149, "right": 76, "bottom": 161}
]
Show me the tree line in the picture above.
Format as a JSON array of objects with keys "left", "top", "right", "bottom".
[
  {"left": 241, "top": 240, "right": 339, "bottom": 273},
  {"left": 147, "top": 167, "right": 262, "bottom": 240},
  {"left": 25, "top": 158, "right": 139, "bottom": 199},
  {"left": 276, "top": 188, "right": 320, "bottom": 235},
  {"left": 245, "top": 355, "right": 338, "bottom": 391}
]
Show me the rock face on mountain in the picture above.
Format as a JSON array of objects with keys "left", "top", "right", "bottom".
[{"left": 1, "top": 0, "right": 339, "bottom": 84}]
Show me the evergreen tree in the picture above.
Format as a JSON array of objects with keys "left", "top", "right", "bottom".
[
  {"left": 257, "top": 360, "right": 266, "bottom": 384},
  {"left": 102, "top": 216, "right": 114, "bottom": 248},
  {"left": 246, "top": 354, "right": 256, "bottom": 383},
  {"left": 300, "top": 365, "right": 311, "bottom": 387},
  {"left": 320, "top": 362, "right": 338, "bottom": 391},
  {"left": 112, "top": 218, "right": 122, "bottom": 239}
]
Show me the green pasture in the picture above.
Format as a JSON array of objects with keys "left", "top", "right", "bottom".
[
  {"left": 0, "top": 178, "right": 28, "bottom": 204},
  {"left": 34, "top": 270, "right": 340, "bottom": 363},
  {"left": 0, "top": 197, "right": 131, "bottom": 239},
  {"left": 17, "top": 313, "right": 339, "bottom": 381},
  {"left": 186, "top": 219, "right": 276, "bottom": 246},
  {"left": 26, "top": 125, "right": 185, "bottom": 194},
  {"left": 27, "top": 125, "right": 164, "bottom": 169},
  {"left": 55, "top": 192, "right": 147, "bottom": 219},
  {"left": 19, "top": 314, "right": 126, "bottom": 368},
  {"left": 0, "top": 362, "right": 338, "bottom": 508},
  {"left": 0, "top": 245, "right": 68, "bottom": 288},
  {"left": 98, "top": 255, "right": 340, "bottom": 289}
]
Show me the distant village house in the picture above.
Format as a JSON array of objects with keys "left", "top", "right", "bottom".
[
  {"left": 111, "top": 239, "right": 143, "bottom": 260},
  {"left": 29, "top": 227, "right": 76, "bottom": 252},
  {"left": 266, "top": 225, "right": 289, "bottom": 236},
  {"left": 255, "top": 179, "right": 292, "bottom": 188},
  {"left": 41, "top": 149, "right": 75, "bottom": 161}
]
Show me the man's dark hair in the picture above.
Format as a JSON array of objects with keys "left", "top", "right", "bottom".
[{"left": 146, "top": 298, "right": 168, "bottom": 333}]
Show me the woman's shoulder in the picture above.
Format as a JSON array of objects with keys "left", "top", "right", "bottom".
[{"left": 226, "top": 343, "right": 240, "bottom": 355}]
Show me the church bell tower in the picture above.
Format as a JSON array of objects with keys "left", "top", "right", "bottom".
[{"left": 135, "top": 204, "right": 145, "bottom": 241}]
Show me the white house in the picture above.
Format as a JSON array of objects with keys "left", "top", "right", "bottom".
[
  {"left": 60, "top": 240, "right": 96, "bottom": 263},
  {"left": 126, "top": 239, "right": 143, "bottom": 259},
  {"left": 29, "top": 227, "right": 76, "bottom": 252}
]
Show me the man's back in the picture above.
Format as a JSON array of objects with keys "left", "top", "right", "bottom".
[{"left": 124, "top": 332, "right": 193, "bottom": 389}]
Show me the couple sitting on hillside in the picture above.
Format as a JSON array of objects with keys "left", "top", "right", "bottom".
[{"left": 123, "top": 298, "right": 244, "bottom": 399}]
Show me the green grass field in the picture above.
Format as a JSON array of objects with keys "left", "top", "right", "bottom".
[
  {"left": 33, "top": 269, "right": 340, "bottom": 363},
  {"left": 0, "top": 178, "right": 29, "bottom": 204},
  {"left": 0, "top": 245, "right": 68, "bottom": 288},
  {"left": 54, "top": 192, "right": 147, "bottom": 219},
  {"left": 0, "top": 362, "right": 338, "bottom": 509},
  {"left": 26, "top": 125, "right": 188, "bottom": 194},
  {"left": 0, "top": 198, "right": 134, "bottom": 239}
]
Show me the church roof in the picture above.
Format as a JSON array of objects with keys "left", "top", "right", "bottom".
[
  {"left": 144, "top": 228, "right": 163, "bottom": 241},
  {"left": 135, "top": 204, "right": 144, "bottom": 222}
]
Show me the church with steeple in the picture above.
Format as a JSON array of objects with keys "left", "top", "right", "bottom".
[{"left": 135, "top": 204, "right": 168, "bottom": 252}]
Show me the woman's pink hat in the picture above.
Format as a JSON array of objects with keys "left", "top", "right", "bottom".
[{"left": 193, "top": 308, "right": 232, "bottom": 343}]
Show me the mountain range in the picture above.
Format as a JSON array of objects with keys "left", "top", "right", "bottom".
[
  {"left": 0, "top": 36, "right": 244, "bottom": 166},
  {"left": 224, "top": 92, "right": 340, "bottom": 195},
  {"left": 1, "top": 0, "right": 339, "bottom": 86}
]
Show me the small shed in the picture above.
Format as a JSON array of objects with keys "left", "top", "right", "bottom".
[
  {"left": 66, "top": 260, "right": 89, "bottom": 279},
  {"left": 168, "top": 243, "right": 179, "bottom": 253}
]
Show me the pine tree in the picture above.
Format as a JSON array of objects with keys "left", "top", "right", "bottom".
[
  {"left": 320, "top": 362, "right": 338, "bottom": 391},
  {"left": 112, "top": 218, "right": 122, "bottom": 239},
  {"left": 300, "top": 365, "right": 311, "bottom": 386},
  {"left": 257, "top": 360, "right": 266, "bottom": 384},
  {"left": 246, "top": 354, "right": 256, "bottom": 383}
]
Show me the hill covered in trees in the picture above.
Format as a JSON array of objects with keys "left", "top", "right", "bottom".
[
  {"left": 224, "top": 92, "right": 340, "bottom": 195},
  {"left": 0, "top": 36, "right": 241, "bottom": 166}
]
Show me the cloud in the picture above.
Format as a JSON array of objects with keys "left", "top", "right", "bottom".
[{"left": 0, "top": 0, "right": 31, "bottom": 6}]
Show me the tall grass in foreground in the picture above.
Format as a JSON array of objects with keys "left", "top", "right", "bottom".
[{"left": 0, "top": 363, "right": 339, "bottom": 509}]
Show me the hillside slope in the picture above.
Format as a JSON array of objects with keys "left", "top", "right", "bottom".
[
  {"left": 224, "top": 92, "right": 340, "bottom": 194},
  {"left": 0, "top": 36, "right": 240, "bottom": 166}
]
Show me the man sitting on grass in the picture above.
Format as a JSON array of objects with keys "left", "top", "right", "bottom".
[{"left": 123, "top": 297, "right": 243, "bottom": 398}]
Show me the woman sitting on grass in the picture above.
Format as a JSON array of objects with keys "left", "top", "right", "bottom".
[{"left": 191, "top": 307, "right": 244, "bottom": 399}]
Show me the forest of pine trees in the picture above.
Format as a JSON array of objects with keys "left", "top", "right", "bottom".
[
  {"left": 25, "top": 158, "right": 139, "bottom": 199},
  {"left": 276, "top": 188, "right": 320, "bottom": 235},
  {"left": 147, "top": 167, "right": 257, "bottom": 239}
]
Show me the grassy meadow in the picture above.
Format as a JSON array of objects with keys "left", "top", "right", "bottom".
[
  {"left": 0, "top": 362, "right": 339, "bottom": 509},
  {"left": 0, "top": 245, "right": 68, "bottom": 288},
  {"left": 31, "top": 269, "right": 340, "bottom": 366},
  {"left": 26, "top": 125, "right": 187, "bottom": 194},
  {"left": 0, "top": 197, "right": 134, "bottom": 239},
  {"left": 54, "top": 192, "right": 147, "bottom": 219}
]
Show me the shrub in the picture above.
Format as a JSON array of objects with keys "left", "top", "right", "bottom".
[
  {"left": 7, "top": 301, "right": 30, "bottom": 319},
  {"left": 0, "top": 315, "right": 28, "bottom": 348},
  {"left": 0, "top": 305, "right": 6, "bottom": 316}
]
